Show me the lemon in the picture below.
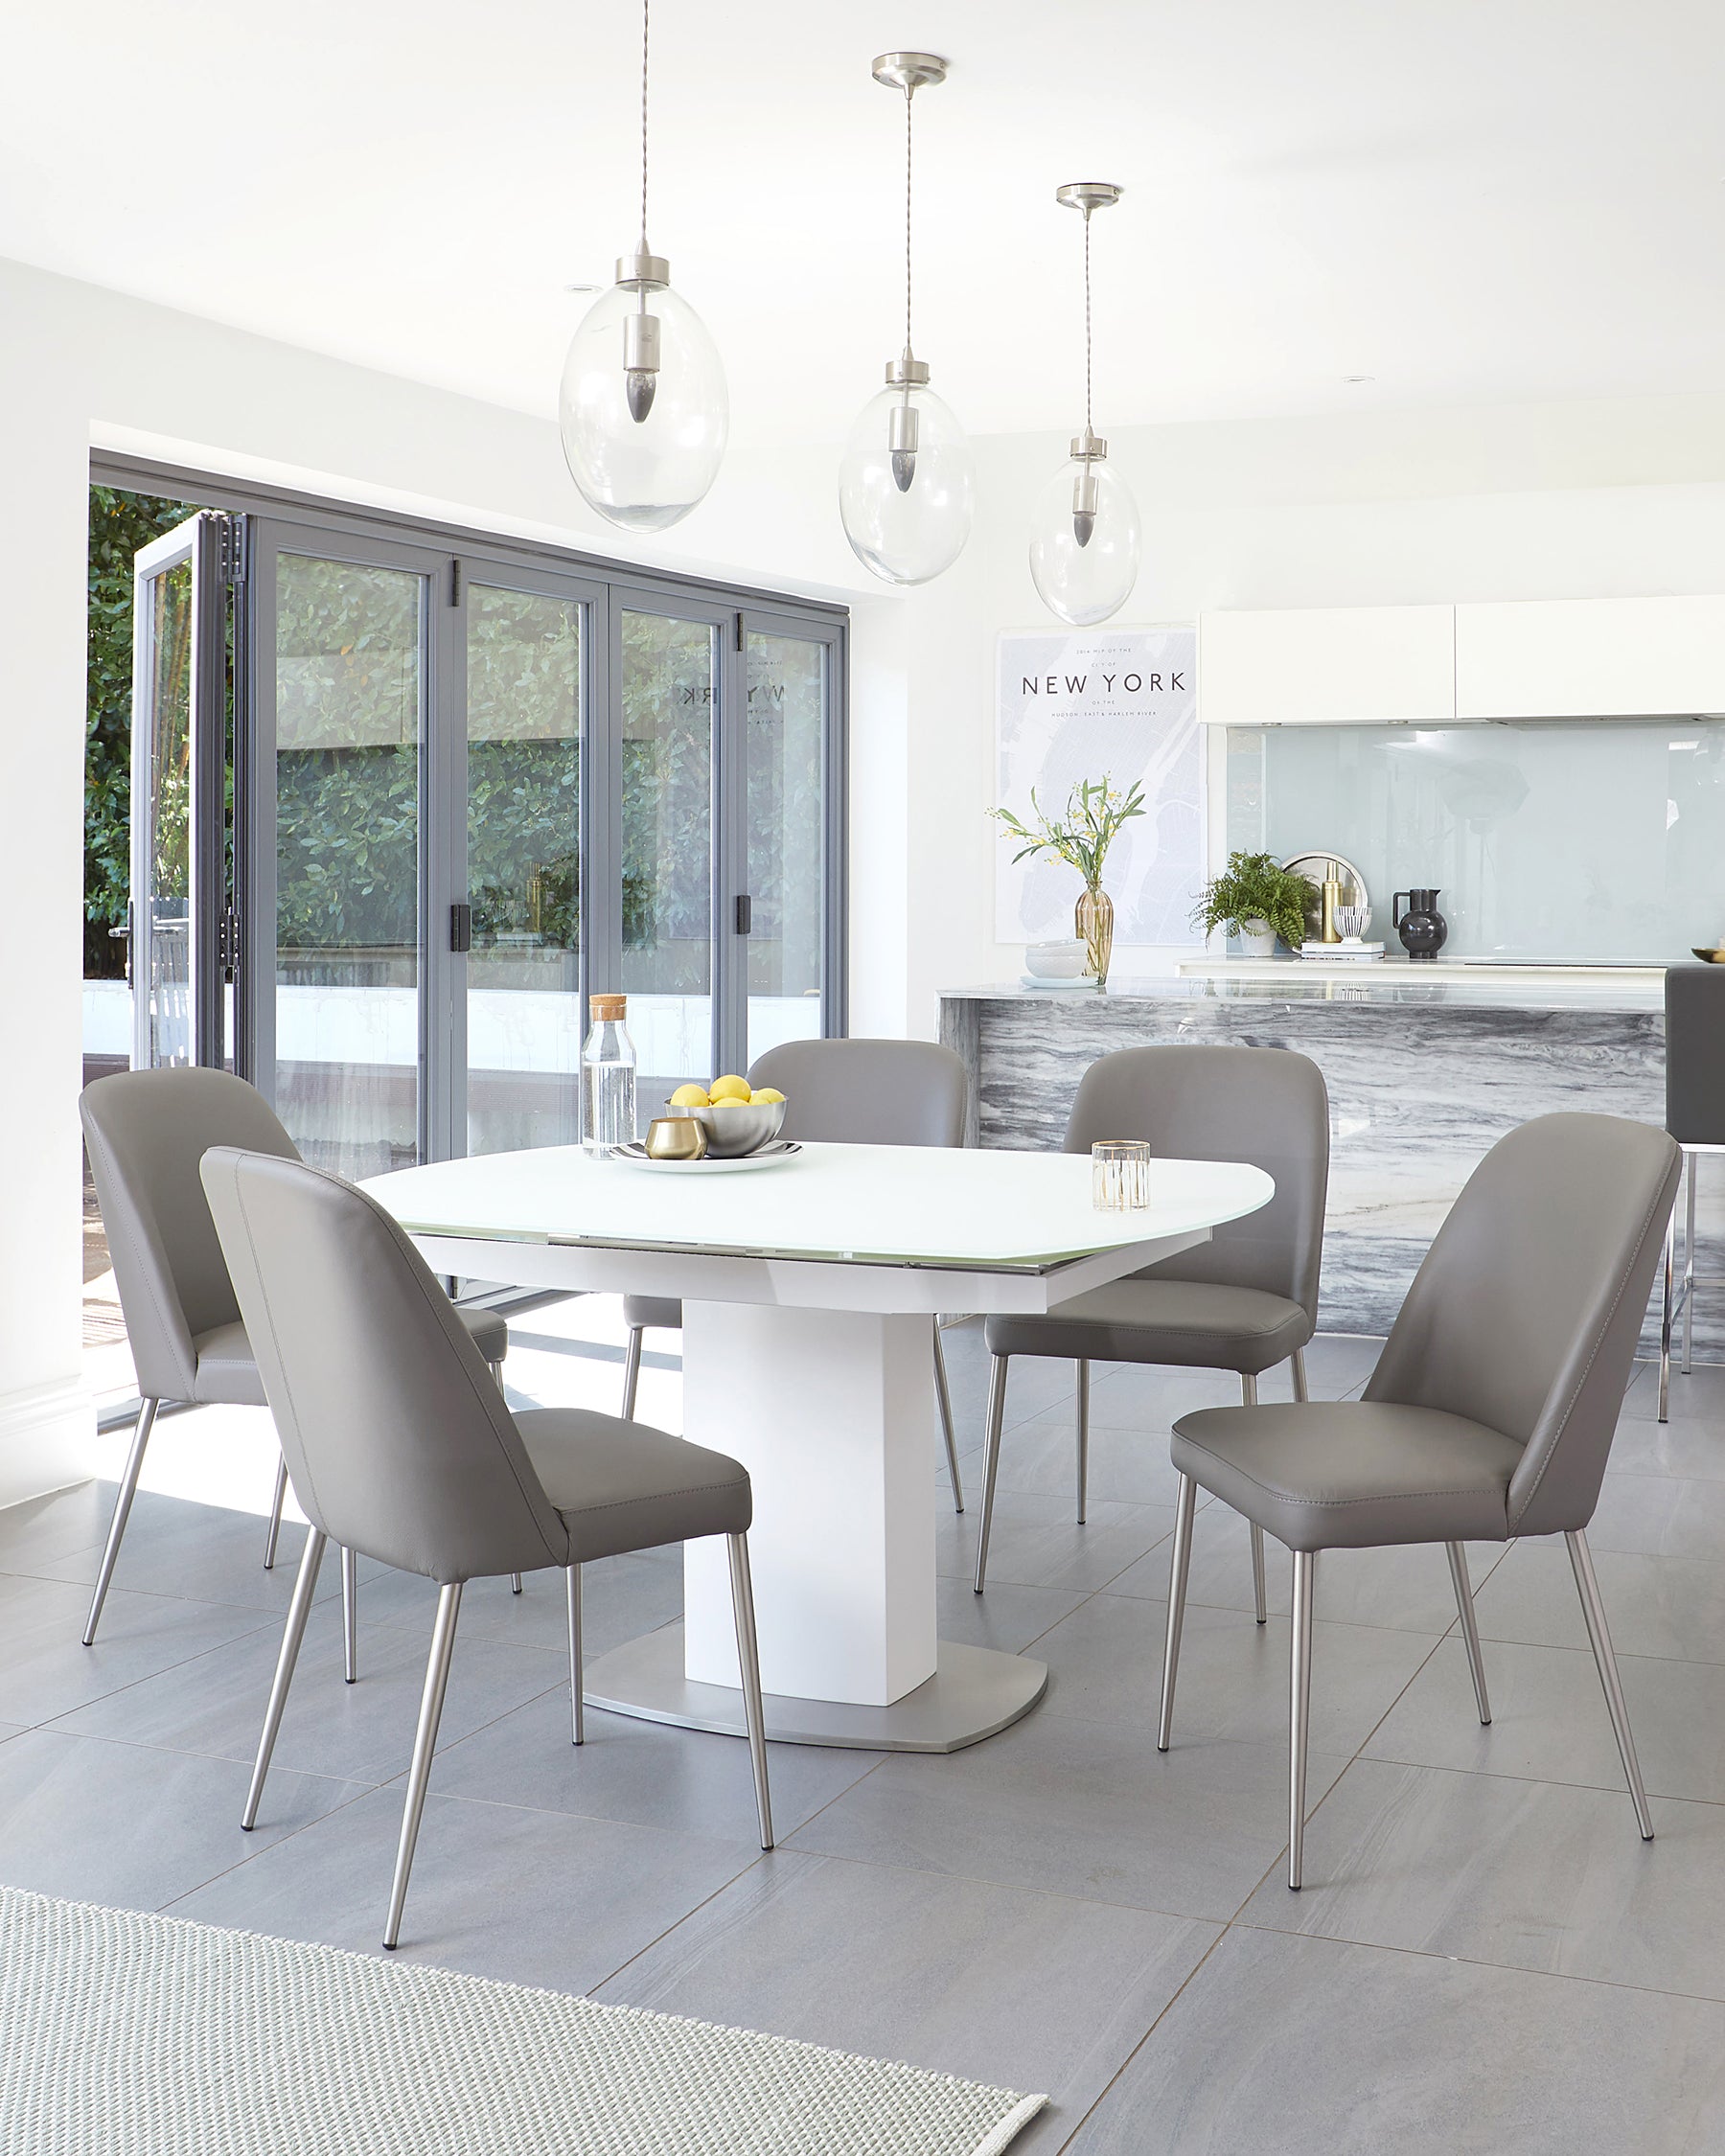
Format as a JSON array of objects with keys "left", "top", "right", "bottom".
[
  {"left": 669, "top": 1083, "right": 710, "bottom": 1109},
  {"left": 749, "top": 1088, "right": 786, "bottom": 1105},
  {"left": 709, "top": 1075, "right": 751, "bottom": 1103}
]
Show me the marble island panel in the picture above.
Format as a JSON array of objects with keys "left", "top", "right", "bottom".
[{"left": 939, "top": 976, "right": 1709, "bottom": 1359}]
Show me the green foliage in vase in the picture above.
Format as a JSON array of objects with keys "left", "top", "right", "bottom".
[
  {"left": 1191, "top": 851, "right": 1318, "bottom": 948},
  {"left": 990, "top": 775, "right": 1146, "bottom": 889}
]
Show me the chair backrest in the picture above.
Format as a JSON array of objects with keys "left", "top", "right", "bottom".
[
  {"left": 747, "top": 1037, "right": 968, "bottom": 1148},
  {"left": 1062, "top": 1044, "right": 1330, "bottom": 1318},
  {"left": 1366, "top": 1112, "right": 1679, "bottom": 1537},
  {"left": 80, "top": 1067, "right": 301, "bottom": 1402},
  {"left": 199, "top": 1148, "right": 569, "bottom": 1584},
  {"left": 1665, "top": 966, "right": 1725, "bottom": 1146}
]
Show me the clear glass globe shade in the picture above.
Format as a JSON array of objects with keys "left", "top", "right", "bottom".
[
  {"left": 1028, "top": 455, "right": 1141, "bottom": 626},
  {"left": 559, "top": 280, "right": 728, "bottom": 533},
  {"left": 838, "top": 382, "right": 975, "bottom": 585}
]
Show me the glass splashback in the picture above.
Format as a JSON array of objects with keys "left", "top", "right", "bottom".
[{"left": 1226, "top": 721, "right": 1725, "bottom": 961}]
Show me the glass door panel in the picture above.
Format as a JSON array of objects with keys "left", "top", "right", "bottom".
[
  {"left": 128, "top": 520, "right": 208, "bottom": 1069},
  {"left": 621, "top": 608, "right": 717, "bottom": 1118},
  {"left": 746, "top": 629, "right": 829, "bottom": 1066},
  {"left": 272, "top": 554, "right": 424, "bottom": 1179},
  {"left": 465, "top": 582, "right": 584, "bottom": 1154}
]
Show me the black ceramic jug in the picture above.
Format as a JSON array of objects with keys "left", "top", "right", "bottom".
[{"left": 1393, "top": 887, "right": 1448, "bottom": 962}]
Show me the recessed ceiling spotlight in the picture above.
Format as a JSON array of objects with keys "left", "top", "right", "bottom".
[
  {"left": 564, "top": 283, "right": 602, "bottom": 295},
  {"left": 1344, "top": 374, "right": 1375, "bottom": 384}
]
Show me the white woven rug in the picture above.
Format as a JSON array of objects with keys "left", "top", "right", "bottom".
[{"left": 0, "top": 1887, "right": 1045, "bottom": 2155}]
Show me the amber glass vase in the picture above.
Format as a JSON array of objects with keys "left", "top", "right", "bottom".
[{"left": 1075, "top": 884, "right": 1115, "bottom": 987}]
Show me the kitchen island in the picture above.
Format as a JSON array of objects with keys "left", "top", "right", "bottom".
[{"left": 939, "top": 965, "right": 1705, "bottom": 1354}]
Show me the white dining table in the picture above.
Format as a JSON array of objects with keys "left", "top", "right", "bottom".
[{"left": 364, "top": 1140, "right": 1273, "bottom": 1752}]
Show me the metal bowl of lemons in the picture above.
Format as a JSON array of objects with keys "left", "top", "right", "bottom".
[{"left": 666, "top": 1078, "right": 788, "bottom": 1158}]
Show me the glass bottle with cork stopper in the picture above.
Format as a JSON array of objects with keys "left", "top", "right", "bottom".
[{"left": 581, "top": 994, "right": 637, "bottom": 1156}]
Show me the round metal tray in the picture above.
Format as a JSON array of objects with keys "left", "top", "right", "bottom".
[{"left": 1281, "top": 850, "right": 1371, "bottom": 945}]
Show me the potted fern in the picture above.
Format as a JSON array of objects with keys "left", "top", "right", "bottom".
[{"left": 1192, "top": 852, "right": 1316, "bottom": 957}]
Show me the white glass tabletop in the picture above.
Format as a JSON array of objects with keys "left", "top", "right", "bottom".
[{"left": 365, "top": 1141, "right": 1274, "bottom": 1273}]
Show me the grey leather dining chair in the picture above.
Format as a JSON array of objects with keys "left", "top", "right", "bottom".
[
  {"left": 620, "top": 1037, "right": 970, "bottom": 1508},
  {"left": 1162, "top": 1112, "right": 1679, "bottom": 1889},
  {"left": 201, "top": 1144, "right": 772, "bottom": 1951},
  {"left": 972, "top": 1044, "right": 1329, "bottom": 1613},
  {"left": 79, "top": 1067, "right": 512, "bottom": 1669}
]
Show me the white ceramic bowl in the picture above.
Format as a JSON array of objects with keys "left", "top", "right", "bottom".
[
  {"left": 670, "top": 1098, "right": 788, "bottom": 1158},
  {"left": 1024, "top": 941, "right": 1090, "bottom": 981}
]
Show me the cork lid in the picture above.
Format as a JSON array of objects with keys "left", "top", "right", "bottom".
[{"left": 589, "top": 994, "right": 627, "bottom": 1020}]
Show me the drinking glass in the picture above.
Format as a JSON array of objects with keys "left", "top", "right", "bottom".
[{"left": 1092, "top": 1140, "right": 1152, "bottom": 1211}]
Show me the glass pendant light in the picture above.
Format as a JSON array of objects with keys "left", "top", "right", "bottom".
[
  {"left": 560, "top": 0, "right": 726, "bottom": 532},
  {"left": 838, "top": 52, "right": 975, "bottom": 585},
  {"left": 1029, "top": 182, "right": 1140, "bottom": 625}
]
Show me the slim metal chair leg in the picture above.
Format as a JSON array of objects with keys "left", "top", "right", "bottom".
[
  {"left": 510, "top": 1573, "right": 523, "bottom": 1594},
  {"left": 263, "top": 1453, "right": 288, "bottom": 1571},
  {"left": 1240, "top": 1374, "right": 1267, "bottom": 1624},
  {"left": 1291, "top": 1346, "right": 1309, "bottom": 1404},
  {"left": 82, "top": 1397, "right": 159, "bottom": 1646},
  {"left": 1446, "top": 1540, "right": 1491, "bottom": 1724},
  {"left": 1683, "top": 1152, "right": 1697, "bottom": 1377},
  {"left": 1567, "top": 1528, "right": 1654, "bottom": 1841},
  {"left": 567, "top": 1565, "right": 584, "bottom": 1745},
  {"left": 727, "top": 1534, "right": 774, "bottom": 1849},
  {"left": 242, "top": 1527, "right": 326, "bottom": 1830},
  {"left": 932, "top": 1321, "right": 963, "bottom": 1513},
  {"left": 973, "top": 1355, "right": 1010, "bottom": 1594},
  {"left": 1158, "top": 1472, "right": 1198, "bottom": 1751},
  {"left": 1661, "top": 1208, "right": 1674, "bottom": 1423},
  {"left": 1075, "top": 1360, "right": 1091, "bottom": 1525},
  {"left": 383, "top": 1581, "right": 464, "bottom": 1950},
  {"left": 621, "top": 1326, "right": 645, "bottom": 1419},
  {"left": 1289, "top": 1548, "right": 1317, "bottom": 1889},
  {"left": 341, "top": 1545, "right": 357, "bottom": 1684}
]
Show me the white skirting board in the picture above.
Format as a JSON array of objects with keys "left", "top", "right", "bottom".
[{"left": 0, "top": 1374, "right": 94, "bottom": 1511}]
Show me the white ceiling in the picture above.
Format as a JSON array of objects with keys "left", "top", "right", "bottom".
[{"left": 7, "top": 1, "right": 1725, "bottom": 449}]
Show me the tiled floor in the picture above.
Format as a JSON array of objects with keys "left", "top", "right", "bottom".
[{"left": 4, "top": 1305, "right": 1725, "bottom": 2150}]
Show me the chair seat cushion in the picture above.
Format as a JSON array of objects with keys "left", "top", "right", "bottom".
[
  {"left": 188, "top": 1321, "right": 267, "bottom": 1407},
  {"left": 514, "top": 1408, "right": 750, "bottom": 1565},
  {"left": 622, "top": 1296, "right": 683, "bottom": 1333},
  {"left": 1171, "top": 1399, "right": 1524, "bottom": 1553},
  {"left": 985, "top": 1278, "right": 1312, "bottom": 1377},
  {"left": 189, "top": 1304, "right": 507, "bottom": 1409}
]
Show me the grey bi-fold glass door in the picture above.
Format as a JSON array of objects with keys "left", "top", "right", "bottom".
[{"left": 122, "top": 479, "right": 845, "bottom": 1181}]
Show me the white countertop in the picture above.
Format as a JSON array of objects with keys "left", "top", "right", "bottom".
[{"left": 1174, "top": 955, "right": 1664, "bottom": 986}]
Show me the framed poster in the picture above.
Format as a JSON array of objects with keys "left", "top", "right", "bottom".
[{"left": 994, "top": 625, "right": 1202, "bottom": 946}]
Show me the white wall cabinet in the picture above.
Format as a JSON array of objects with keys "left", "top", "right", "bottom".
[
  {"left": 1199, "top": 605, "right": 1456, "bottom": 726},
  {"left": 1455, "top": 596, "right": 1725, "bottom": 720}
]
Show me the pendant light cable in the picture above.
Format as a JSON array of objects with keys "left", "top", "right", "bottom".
[
  {"left": 1083, "top": 209, "right": 1093, "bottom": 439},
  {"left": 904, "top": 86, "right": 914, "bottom": 357},
  {"left": 639, "top": 0, "right": 651, "bottom": 247}
]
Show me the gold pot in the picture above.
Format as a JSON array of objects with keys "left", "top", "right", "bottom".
[
  {"left": 644, "top": 1116, "right": 708, "bottom": 1162},
  {"left": 1075, "top": 885, "right": 1115, "bottom": 987}
]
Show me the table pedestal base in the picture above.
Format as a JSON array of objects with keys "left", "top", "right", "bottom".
[{"left": 583, "top": 1621, "right": 1046, "bottom": 1754}]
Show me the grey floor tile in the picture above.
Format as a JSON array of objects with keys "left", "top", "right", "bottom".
[
  {"left": 934, "top": 1573, "right": 1088, "bottom": 1655},
  {"left": 0, "top": 1727, "right": 359, "bottom": 1911},
  {"left": 1620, "top": 1359, "right": 1725, "bottom": 1427},
  {"left": 977, "top": 1413, "right": 1192, "bottom": 1510},
  {"left": 1065, "top": 1925, "right": 1725, "bottom": 2154},
  {"left": 0, "top": 1481, "right": 125, "bottom": 1576},
  {"left": 1293, "top": 1333, "right": 1384, "bottom": 1398},
  {"left": 1588, "top": 1471, "right": 1725, "bottom": 1560},
  {"left": 1607, "top": 1403, "right": 1725, "bottom": 1482},
  {"left": 1475, "top": 1537, "right": 1725, "bottom": 1664},
  {"left": 172, "top": 1782, "right": 758, "bottom": 1992},
  {"left": 1036, "top": 1589, "right": 1441, "bottom": 1756},
  {"left": 352, "top": 1548, "right": 684, "bottom": 1663},
  {"left": 787, "top": 1713, "right": 1346, "bottom": 1923},
  {"left": 595, "top": 1846, "right": 1219, "bottom": 2148},
  {"left": 937, "top": 1486, "right": 1174, "bottom": 1594},
  {"left": 0, "top": 1725, "right": 23, "bottom": 1747},
  {"left": 0, "top": 1571, "right": 276, "bottom": 1727},
  {"left": 1110, "top": 1515, "right": 1507, "bottom": 1634},
  {"left": 1365, "top": 1636, "right": 1725, "bottom": 1803},
  {"left": 37, "top": 1493, "right": 341, "bottom": 1617},
  {"left": 51, "top": 1598, "right": 567, "bottom": 1787},
  {"left": 1080, "top": 1363, "right": 1250, "bottom": 1432},
  {"left": 430, "top": 1687, "right": 879, "bottom": 1845},
  {"left": 1240, "top": 1755, "right": 1725, "bottom": 2001}
]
